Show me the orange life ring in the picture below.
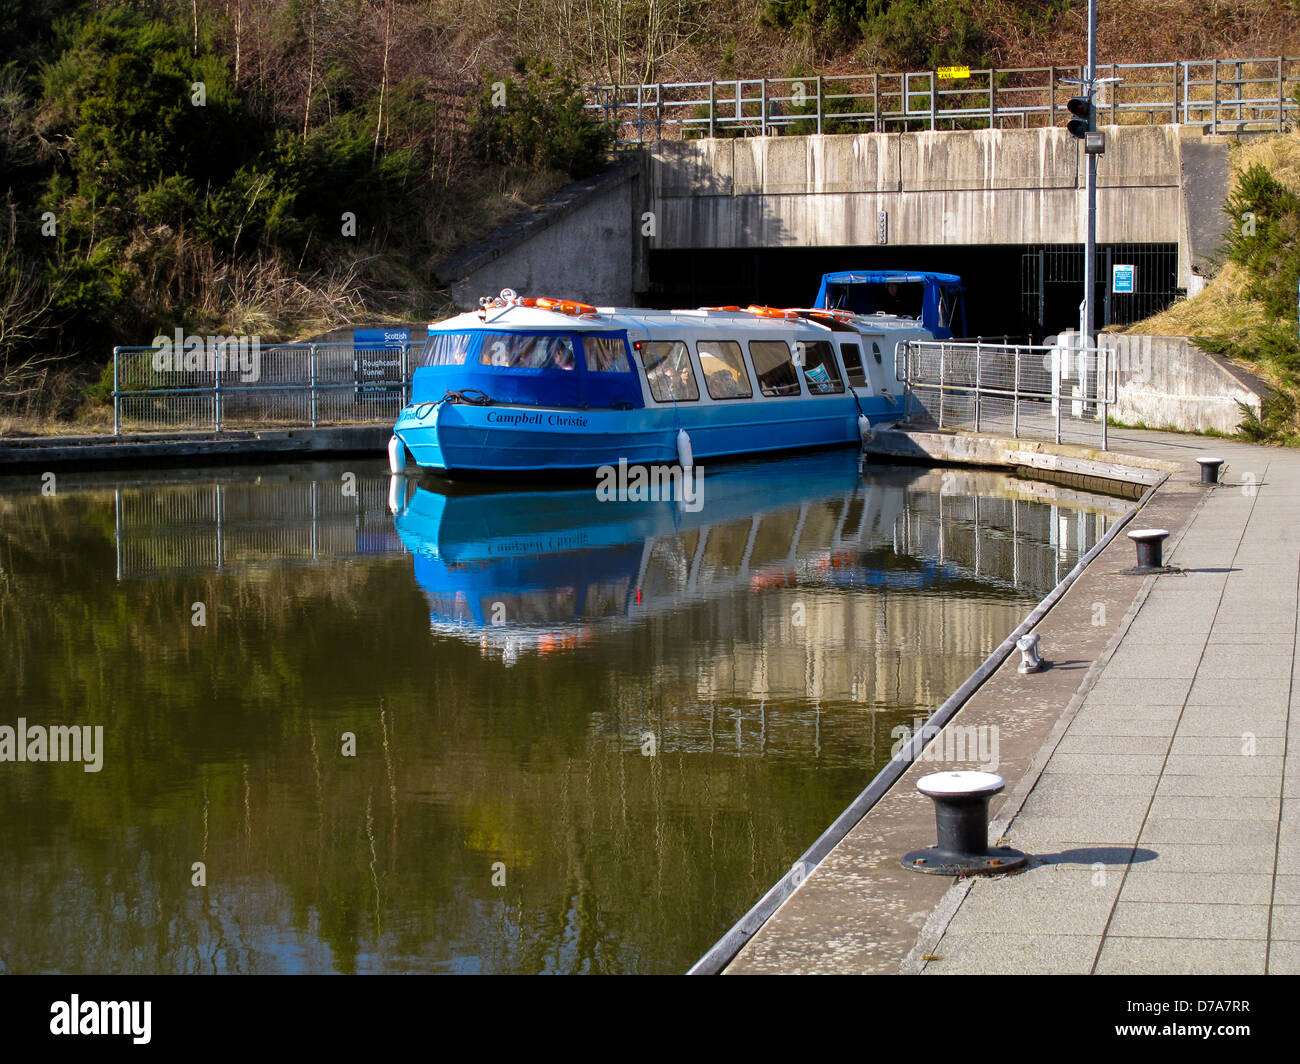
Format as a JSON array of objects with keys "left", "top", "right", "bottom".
[
  {"left": 702, "top": 305, "right": 743, "bottom": 312},
  {"left": 746, "top": 305, "right": 800, "bottom": 319},
  {"left": 535, "top": 297, "right": 598, "bottom": 316}
]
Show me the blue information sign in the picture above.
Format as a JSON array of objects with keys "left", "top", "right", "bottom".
[
  {"left": 354, "top": 328, "right": 408, "bottom": 399},
  {"left": 1112, "top": 264, "right": 1135, "bottom": 294}
]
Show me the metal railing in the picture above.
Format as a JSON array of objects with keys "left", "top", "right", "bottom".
[
  {"left": 113, "top": 475, "right": 404, "bottom": 579},
  {"left": 588, "top": 57, "right": 1300, "bottom": 142},
  {"left": 112, "top": 342, "right": 414, "bottom": 435},
  {"left": 900, "top": 339, "right": 1116, "bottom": 449}
]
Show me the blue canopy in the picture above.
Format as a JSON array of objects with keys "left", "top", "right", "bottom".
[{"left": 814, "top": 271, "right": 966, "bottom": 339}]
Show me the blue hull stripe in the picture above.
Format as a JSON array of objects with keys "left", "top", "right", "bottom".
[{"left": 395, "top": 394, "right": 904, "bottom": 473}]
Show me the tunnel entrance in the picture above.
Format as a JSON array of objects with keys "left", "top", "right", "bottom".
[{"left": 646, "top": 243, "right": 1178, "bottom": 342}]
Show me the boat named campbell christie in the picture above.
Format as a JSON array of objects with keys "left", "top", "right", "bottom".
[{"left": 388, "top": 292, "right": 929, "bottom": 476}]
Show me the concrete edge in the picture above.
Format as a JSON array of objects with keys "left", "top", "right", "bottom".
[
  {"left": 865, "top": 427, "right": 1178, "bottom": 486},
  {"left": 433, "top": 158, "right": 642, "bottom": 284},
  {"left": 0, "top": 426, "right": 391, "bottom": 473}
]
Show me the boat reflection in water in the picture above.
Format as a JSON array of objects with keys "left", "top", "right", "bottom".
[
  {"left": 1, "top": 453, "right": 1133, "bottom": 975},
  {"left": 392, "top": 449, "right": 1129, "bottom": 672}
]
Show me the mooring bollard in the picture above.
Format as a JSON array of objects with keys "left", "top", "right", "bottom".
[
  {"left": 1016, "top": 633, "right": 1043, "bottom": 674},
  {"left": 902, "top": 771, "right": 1028, "bottom": 875},
  {"left": 1126, "top": 528, "right": 1170, "bottom": 570},
  {"left": 1196, "top": 457, "right": 1225, "bottom": 485}
]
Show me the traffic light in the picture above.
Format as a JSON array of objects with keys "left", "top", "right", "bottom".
[{"left": 1066, "top": 96, "right": 1092, "bottom": 139}]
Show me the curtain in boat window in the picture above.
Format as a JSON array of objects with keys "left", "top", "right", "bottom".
[
  {"left": 697, "top": 340, "right": 753, "bottom": 399},
  {"left": 584, "top": 336, "right": 632, "bottom": 372},
  {"left": 419, "top": 333, "right": 474, "bottom": 367},
  {"left": 748, "top": 341, "right": 801, "bottom": 397}
]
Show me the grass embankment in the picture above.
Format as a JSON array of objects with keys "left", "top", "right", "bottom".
[{"left": 1124, "top": 130, "right": 1300, "bottom": 443}]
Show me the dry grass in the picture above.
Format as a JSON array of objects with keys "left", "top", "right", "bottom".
[
  {"left": 1125, "top": 130, "right": 1300, "bottom": 343},
  {"left": 1124, "top": 261, "right": 1268, "bottom": 340},
  {"left": 1230, "top": 126, "right": 1300, "bottom": 194}
]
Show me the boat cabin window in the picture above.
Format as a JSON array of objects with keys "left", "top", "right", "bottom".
[
  {"left": 697, "top": 340, "right": 753, "bottom": 399},
  {"left": 478, "top": 333, "right": 576, "bottom": 370},
  {"left": 482, "top": 590, "right": 576, "bottom": 624},
  {"left": 420, "top": 332, "right": 474, "bottom": 367},
  {"left": 795, "top": 341, "right": 845, "bottom": 394},
  {"left": 839, "top": 342, "right": 867, "bottom": 388},
  {"left": 583, "top": 335, "right": 632, "bottom": 372},
  {"left": 637, "top": 341, "right": 699, "bottom": 402},
  {"left": 872, "top": 341, "right": 883, "bottom": 365},
  {"left": 748, "top": 341, "right": 801, "bottom": 397}
]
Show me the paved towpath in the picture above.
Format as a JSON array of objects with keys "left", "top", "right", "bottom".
[{"left": 911, "top": 429, "right": 1300, "bottom": 974}]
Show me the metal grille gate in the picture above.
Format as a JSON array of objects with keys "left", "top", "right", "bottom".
[{"left": 1019, "top": 244, "right": 1178, "bottom": 340}]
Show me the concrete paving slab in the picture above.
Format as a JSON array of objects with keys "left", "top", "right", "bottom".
[
  {"left": 1002, "top": 814, "right": 1146, "bottom": 848},
  {"left": 1138, "top": 817, "right": 1279, "bottom": 846},
  {"left": 921, "top": 932, "right": 1099, "bottom": 974},
  {"left": 1084, "top": 677, "right": 1195, "bottom": 703},
  {"left": 1267, "top": 940, "right": 1300, "bottom": 974},
  {"left": 1037, "top": 753, "right": 1169, "bottom": 775},
  {"left": 1175, "top": 709, "right": 1286, "bottom": 737},
  {"left": 1161, "top": 753, "right": 1284, "bottom": 776},
  {"left": 1168, "top": 734, "right": 1285, "bottom": 757},
  {"left": 1187, "top": 676, "right": 1291, "bottom": 708},
  {"left": 1065, "top": 716, "right": 1181, "bottom": 737},
  {"left": 1096, "top": 937, "right": 1267, "bottom": 974},
  {"left": 1146, "top": 795, "right": 1280, "bottom": 821},
  {"left": 1107, "top": 901, "right": 1271, "bottom": 939},
  {"left": 1032, "top": 772, "right": 1162, "bottom": 799},
  {"left": 1118, "top": 870, "right": 1274, "bottom": 905},
  {"left": 1056, "top": 734, "right": 1173, "bottom": 756},
  {"left": 1118, "top": 842, "right": 1278, "bottom": 872},
  {"left": 1156, "top": 773, "right": 1283, "bottom": 798},
  {"left": 1269, "top": 906, "right": 1300, "bottom": 940},
  {"left": 1271, "top": 875, "right": 1300, "bottom": 906}
]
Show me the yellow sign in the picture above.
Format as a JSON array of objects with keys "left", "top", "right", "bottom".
[{"left": 938, "top": 66, "right": 971, "bottom": 80}]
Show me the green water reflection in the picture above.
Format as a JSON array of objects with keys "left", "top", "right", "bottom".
[{"left": 0, "top": 451, "right": 1128, "bottom": 973}]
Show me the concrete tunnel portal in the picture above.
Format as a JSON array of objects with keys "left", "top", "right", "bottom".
[
  {"left": 444, "top": 127, "right": 1223, "bottom": 339},
  {"left": 645, "top": 241, "right": 1180, "bottom": 342}
]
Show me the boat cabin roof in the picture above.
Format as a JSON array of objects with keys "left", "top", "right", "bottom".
[{"left": 428, "top": 304, "right": 927, "bottom": 338}]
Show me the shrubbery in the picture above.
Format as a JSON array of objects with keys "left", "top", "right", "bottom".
[
  {"left": 468, "top": 60, "right": 615, "bottom": 181},
  {"left": 1, "top": 3, "right": 615, "bottom": 418}
]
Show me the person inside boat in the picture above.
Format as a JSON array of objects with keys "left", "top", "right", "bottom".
[
  {"left": 880, "top": 282, "right": 905, "bottom": 315},
  {"left": 546, "top": 337, "right": 575, "bottom": 370}
]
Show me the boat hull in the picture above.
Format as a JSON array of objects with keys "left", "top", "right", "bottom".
[{"left": 393, "top": 393, "right": 905, "bottom": 475}]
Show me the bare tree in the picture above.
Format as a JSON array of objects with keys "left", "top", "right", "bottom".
[{"left": 374, "top": 0, "right": 394, "bottom": 162}]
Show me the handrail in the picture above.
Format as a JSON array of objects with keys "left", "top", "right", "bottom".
[
  {"left": 112, "top": 341, "right": 414, "bottom": 435},
  {"left": 900, "top": 339, "right": 1115, "bottom": 449},
  {"left": 588, "top": 56, "right": 1300, "bottom": 141}
]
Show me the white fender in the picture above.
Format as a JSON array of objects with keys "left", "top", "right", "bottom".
[
  {"left": 858, "top": 415, "right": 871, "bottom": 441},
  {"left": 676, "top": 428, "right": 694, "bottom": 471},
  {"left": 388, "top": 475, "right": 408, "bottom": 515},
  {"left": 388, "top": 434, "right": 407, "bottom": 474}
]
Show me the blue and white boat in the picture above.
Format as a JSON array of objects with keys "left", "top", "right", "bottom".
[
  {"left": 388, "top": 292, "right": 931, "bottom": 477},
  {"left": 388, "top": 451, "right": 962, "bottom": 663}
]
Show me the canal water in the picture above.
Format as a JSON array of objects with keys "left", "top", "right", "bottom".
[{"left": 0, "top": 450, "right": 1129, "bottom": 974}]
